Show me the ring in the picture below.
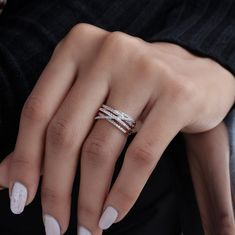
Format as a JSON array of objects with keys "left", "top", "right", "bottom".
[{"left": 95, "top": 104, "right": 137, "bottom": 135}]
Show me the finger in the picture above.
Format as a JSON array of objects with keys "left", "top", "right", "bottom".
[
  {"left": 98, "top": 100, "right": 182, "bottom": 230},
  {"left": 41, "top": 68, "right": 109, "bottom": 234},
  {"left": 9, "top": 41, "right": 78, "bottom": 214},
  {"left": 185, "top": 123, "right": 235, "bottom": 234},
  {"left": 9, "top": 24, "right": 109, "bottom": 215},
  {"left": 77, "top": 83, "right": 151, "bottom": 235},
  {"left": 0, "top": 153, "right": 12, "bottom": 189}
]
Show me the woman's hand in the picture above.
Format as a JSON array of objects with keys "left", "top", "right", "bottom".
[
  {"left": 2, "top": 23, "right": 235, "bottom": 234},
  {"left": 185, "top": 123, "right": 235, "bottom": 235}
]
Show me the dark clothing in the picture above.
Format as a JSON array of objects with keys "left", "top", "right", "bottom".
[{"left": 0, "top": 0, "right": 234, "bottom": 234}]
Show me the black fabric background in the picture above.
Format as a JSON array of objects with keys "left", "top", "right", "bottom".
[{"left": 1, "top": 0, "right": 233, "bottom": 234}]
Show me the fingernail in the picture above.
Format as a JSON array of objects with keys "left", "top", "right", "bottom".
[
  {"left": 98, "top": 206, "right": 118, "bottom": 230},
  {"left": 10, "top": 182, "right": 28, "bottom": 214},
  {"left": 0, "top": 186, "right": 5, "bottom": 190},
  {"left": 77, "top": 226, "right": 92, "bottom": 235},
  {"left": 43, "top": 214, "right": 61, "bottom": 235}
]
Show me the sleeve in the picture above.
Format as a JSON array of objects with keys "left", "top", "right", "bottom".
[
  {"left": 0, "top": 0, "right": 107, "bottom": 158},
  {"left": 0, "top": 0, "right": 77, "bottom": 158},
  {"left": 148, "top": 0, "right": 235, "bottom": 203},
  {"left": 148, "top": 0, "right": 235, "bottom": 76}
]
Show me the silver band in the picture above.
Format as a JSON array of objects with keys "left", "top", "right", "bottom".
[{"left": 95, "top": 104, "right": 137, "bottom": 135}]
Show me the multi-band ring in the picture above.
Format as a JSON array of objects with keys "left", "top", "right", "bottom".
[{"left": 95, "top": 104, "right": 137, "bottom": 135}]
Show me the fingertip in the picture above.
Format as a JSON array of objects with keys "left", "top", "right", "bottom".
[
  {"left": 98, "top": 206, "right": 119, "bottom": 230},
  {"left": 43, "top": 214, "right": 61, "bottom": 235},
  {"left": 77, "top": 226, "right": 92, "bottom": 235},
  {"left": 10, "top": 182, "right": 28, "bottom": 214}
]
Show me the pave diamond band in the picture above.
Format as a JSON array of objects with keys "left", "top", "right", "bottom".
[{"left": 95, "top": 104, "right": 137, "bottom": 135}]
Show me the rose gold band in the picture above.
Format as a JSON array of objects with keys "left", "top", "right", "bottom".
[{"left": 95, "top": 104, "right": 137, "bottom": 135}]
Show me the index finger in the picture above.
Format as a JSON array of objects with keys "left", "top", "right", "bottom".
[{"left": 9, "top": 39, "right": 78, "bottom": 214}]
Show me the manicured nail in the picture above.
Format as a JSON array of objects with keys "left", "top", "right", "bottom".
[
  {"left": 98, "top": 206, "right": 118, "bottom": 230},
  {"left": 43, "top": 214, "right": 61, "bottom": 235},
  {"left": 77, "top": 226, "right": 92, "bottom": 235},
  {"left": 10, "top": 182, "right": 28, "bottom": 214}
]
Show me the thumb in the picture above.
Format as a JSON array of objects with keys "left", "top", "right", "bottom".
[
  {"left": 0, "top": 152, "right": 12, "bottom": 189},
  {"left": 185, "top": 122, "right": 235, "bottom": 234}
]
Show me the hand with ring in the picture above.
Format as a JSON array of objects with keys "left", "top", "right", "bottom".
[{"left": 0, "top": 23, "right": 235, "bottom": 235}]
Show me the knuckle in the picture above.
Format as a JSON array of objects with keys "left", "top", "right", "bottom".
[
  {"left": 103, "top": 31, "right": 135, "bottom": 55},
  {"left": 41, "top": 187, "right": 68, "bottom": 204},
  {"left": 63, "top": 23, "right": 106, "bottom": 61},
  {"left": 22, "top": 96, "right": 48, "bottom": 122},
  {"left": 62, "top": 23, "right": 95, "bottom": 55},
  {"left": 10, "top": 155, "right": 39, "bottom": 184},
  {"left": 167, "top": 77, "right": 197, "bottom": 104},
  {"left": 156, "top": 59, "right": 174, "bottom": 79},
  {"left": 114, "top": 187, "right": 135, "bottom": 207},
  {"left": 212, "top": 210, "right": 235, "bottom": 234},
  {"left": 135, "top": 55, "right": 157, "bottom": 80},
  {"left": 219, "top": 212, "right": 233, "bottom": 226},
  {"left": 127, "top": 145, "right": 155, "bottom": 168},
  {"left": 69, "top": 23, "right": 91, "bottom": 37},
  {"left": 41, "top": 187, "right": 57, "bottom": 202},
  {"left": 47, "top": 118, "right": 75, "bottom": 149},
  {"left": 11, "top": 156, "right": 32, "bottom": 170},
  {"left": 106, "top": 31, "right": 127, "bottom": 44},
  {"left": 66, "top": 23, "right": 96, "bottom": 43},
  {"left": 82, "top": 136, "right": 112, "bottom": 167},
  {"left": 78, "top": 204, "right": 97, "bottom": 218}
]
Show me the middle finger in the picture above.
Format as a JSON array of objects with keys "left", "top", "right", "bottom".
[{"left": 41, "top": 68, "right": 109, "bottom": 235}]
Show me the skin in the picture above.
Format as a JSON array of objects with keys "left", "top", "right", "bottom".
[
  {"left": 186, "top": 123, "right": 235, "bottom": 234},
  {"left": 0, "top": 23, "right": 235, "bottom": 234}
]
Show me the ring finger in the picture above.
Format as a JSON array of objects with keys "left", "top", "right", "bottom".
[{"left": 77, "top": 82, "right": 152, "bottom": 235}]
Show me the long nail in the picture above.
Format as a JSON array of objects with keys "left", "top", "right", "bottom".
[
  {"left": 98, "top": 206, "right": 118, "bottom": 230},
  {"left": 43, "top": 214, "right": 61, "bottom": 235},
  {"left": 10, "top": 182, "right": 28, "bottom": 214},
  {"left": 77, "top": 226, "right": 92, "bottom": 235}
]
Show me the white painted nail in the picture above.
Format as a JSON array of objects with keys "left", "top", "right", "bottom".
[
  {"left": 77, "top": 226, "right": 92, "bottom": 235},
  {"left": 10, "top": 182, "right": 28, "bottom": 214},
  {"left": 43, "top": 214, "right": 61, "bottom": 235},
  {"left": 98, "top": 206, "right": 118, "bottom": 230}
]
